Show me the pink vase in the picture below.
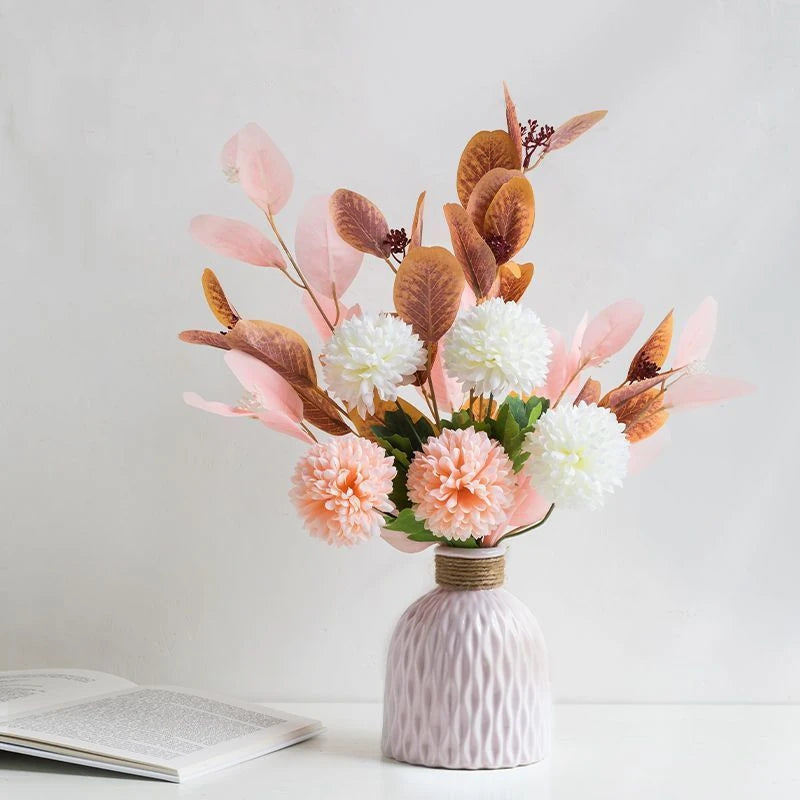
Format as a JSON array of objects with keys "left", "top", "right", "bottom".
[{"left": 381, "top": 543, "right": 551, "bottom": 769}]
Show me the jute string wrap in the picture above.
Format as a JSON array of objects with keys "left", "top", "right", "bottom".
[{"left": 435, "top": 552, "right": 505, "bottom": 590}]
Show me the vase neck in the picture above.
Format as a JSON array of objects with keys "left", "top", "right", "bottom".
[{"left": 434, "top": 545, "right": 506, "bottom": 590}]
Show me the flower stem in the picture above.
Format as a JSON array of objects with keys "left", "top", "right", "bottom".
[
  {"left": 281, "top": 271, "right": 305, "bottom": 289},
  {"left": 497, "top": 503, "right": 555, "bottom": 543},
  {"left": 419, "top": 382, "right": 437, "bottom": 421},
  {"left": 553, "top": 360, "right": 586, "bottom": 408},
  {"left": 425, "top": 350, "right": 441, "bottom": 429},
  {"left": 300, "top": 422, "right": 319, "bottom": 442},
  {"left": 524, "top": 152, "right": 547, "bottom": 173},
  {"left": 331, "top": 284, "right": 341, "bottom": 326},
  {"left": 266, "top": 210, "right": 335, "bottom": 332}
]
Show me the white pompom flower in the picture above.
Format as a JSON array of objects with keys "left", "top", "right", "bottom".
[
  {"left": 443, "top": 298, "right": 551, "bottom": 398},
  {"left": 524, "top": 402, "right": 630, "bottom": 511},
  {"left": 322, "top": 312, "right": 426, "bottom": 418}
]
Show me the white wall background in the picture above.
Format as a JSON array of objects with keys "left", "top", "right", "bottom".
[{"left": 1, "top": 0, "right": 798, "bottom": 704}]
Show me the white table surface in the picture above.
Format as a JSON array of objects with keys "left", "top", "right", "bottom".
[{"left": 1, "top": 703, "right": 798, "bottom": 799}]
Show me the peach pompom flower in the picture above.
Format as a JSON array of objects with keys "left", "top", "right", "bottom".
[
  {"left": 407, "top": 427, "right": 517, "bottom": 542},
  {"left": 291, "top": 435, "right": 397, "bottom": 547}
]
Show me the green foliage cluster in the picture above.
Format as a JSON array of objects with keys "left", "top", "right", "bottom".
[{"left": 373, "top": 396, "right": 549, "bottom": 546}]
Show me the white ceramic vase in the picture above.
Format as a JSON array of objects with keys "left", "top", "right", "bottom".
[{"left": 381, "top": 544, "right": 551, "bottom": 769}]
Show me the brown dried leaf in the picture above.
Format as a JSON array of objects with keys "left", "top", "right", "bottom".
[
  {"left": 625, "top": 409, "right": 669, "bottom": 443},
  {"left": 201, "top": 268, "right": 240, "bottom": 329},
  {"left": 547, "top": 110, "right": 607, "bottom": 153},
  {"left": 393, "top": 246, "right": 465, "bottom": 343},
  {"left": 379, "top": 396, "right": 428, "bottom": 424},
  {"left": 329, "top": 189, "right": 390, "bottom": 258},
  {"left": 503, "top": 82, "right": 524, "bottom": 169},
  {"left": 410, "top": 191, "right": 426, "bottom": 249},
  {"left": 627, "top": 310, "right": 674, "bottom": 382},
  {"left": 299, "top": 393, "right": 352, "bottom": 436},
  {"left": 484, "top": 176, "right": 535, "bottom": 261},
  {"left": 443, "top": 203, "right": 497, "bottom": 298},
  {"left": 227, "top": 319, "right": 317, "bottom": 383},
  {"left": 347, "top": 408, "right": 377, "bottom": 440},
  {"left": 465, "top": 167, "right": 519, "bottom": 235},
  {"left": 615, "top": 387, "right": 663, "bottom": 427},
  {"left": 574, "top": 377, "right": 601, "bottom": 405},
  {"left": 227, "top": 320, "right": 350, "bottom": 435},
  {"left": 599, "top": 370, "right": 678, "bottom": 409},
  {"left": 497, "top": 260, "right": 534, "bottom": 302},
  {"left": 456, "top": 130, "right": 520, "bottom": 207},
  {"left": 178, "top": 329, "right": 230, "bottom": 350}
]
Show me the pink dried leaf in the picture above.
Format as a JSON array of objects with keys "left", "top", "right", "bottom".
[
  {"left": 302, "top": 293, "right": 361, "bottom": 342},
  {"left": 183, "top": 391, "right": 312, "bottom": 443},
  {"left": 460, "top": 284, "right": 478, "bottom": 311},
  {"left": 183, "top": 392, "right": 248, "bottom": 418},
  {"left": 253, "top": 413, "right": 315, "bottom": 443},
  {"left": 190, "top": 215, "right": 286, "bottom": 269},
  {"left": 541, "top": 328, "right": 568, "bottom": 403},
  {"left": 427, "top": 350, "right": 464, "bottom": 413},
  {"left": 184, "top": 348, "right": 314, "bottom": 445},
  {"left": 664, "top": 374, "right": 755, "bottom": 410},
  {"left": 380, "top": 528, "right": 436, "bottom": 553},
  {"left": 221, "top": 123, "right": 293, "bottom": 214},
  {"left": 295, "top": 195, "right": 364, "bottom": 299},
  {"left": 580, "top": 299, "right": 645, "bottom": 366},
  {"left": 546, "top": 110, "right": 607, "bottom": 153},
  {"left": 673, "top": 296, "right": 718, "bottom": 368},
  {"left": 483, "top": 476, "right": 550, "bottom": 547},
  {"left": 507, "top": 477, "right": 551, "bottom": 528},
  {"left": 569, "top": 312, "right": 589, "bottom": 369},
  {"left": 224, "top": 350, "right": 304, "bottom": 421}
]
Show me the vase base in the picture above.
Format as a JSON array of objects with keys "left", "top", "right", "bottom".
[{"left": 381, "top": 748, "right": 549, "bottom": 771}]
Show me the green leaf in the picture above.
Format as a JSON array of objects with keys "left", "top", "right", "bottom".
[
  {"left": 440, "top": 409, "right": 473, "bottom": 430},
  {"left": 384, "top": 509, "right": 441, "bottom": 541},
  {"left": 485, "top": 395, "right": 549, "bottom": 473},
  {"left": 504, "top": 395, "right": 529, "bottom": 428},
  {"left": 375, "top": 436, "right": 411, "bottom": 467},
  {"left": 526, "top": 397, "right": 546, "bottom": 426},
  {"left": 372, "top": 409, "right": 434, "bottom": 451},
  {"left": 383, "top": 510, "right": 480, "bottom": 547},
  {"left": 389, "top": 475, "right": 409, "bottom": 511}
]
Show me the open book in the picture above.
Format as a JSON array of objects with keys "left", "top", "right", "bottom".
[{"left": 0, "top": 669, "right": 322, "bottom": 782}]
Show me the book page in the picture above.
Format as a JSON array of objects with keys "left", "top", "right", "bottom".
[
  {"left": 0, "top": 669, "right": 136, "bottom": 720},
  {"left": 0, "top": 686, "right": 322, "bottom": 779}
]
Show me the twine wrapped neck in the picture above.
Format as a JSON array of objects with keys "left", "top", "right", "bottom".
[{"left": 435, "top": 550, "right": 505, "bottom": 590}]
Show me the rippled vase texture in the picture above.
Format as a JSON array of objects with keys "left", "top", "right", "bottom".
[{"left": 382, "top": 545, "right": 551, "bottom": 769}]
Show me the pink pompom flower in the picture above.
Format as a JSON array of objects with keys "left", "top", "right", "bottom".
[
  {"left": 407, "top": 427, "right": 517, "bottom": 542},
  {"left": 291, "top": 435, "right": 396, "bottom": 547}
]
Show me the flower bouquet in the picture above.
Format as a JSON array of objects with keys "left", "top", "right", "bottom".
[{"left": 180, "top": 84, "right": 752, "bottom": 768}]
